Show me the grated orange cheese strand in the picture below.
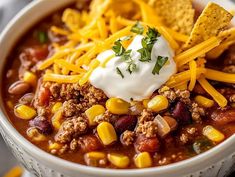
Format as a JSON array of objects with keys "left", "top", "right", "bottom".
[
  {"left": 97, "top": 17, "right": 108, "bottom": 39},
  {"left": 176, "top": 37, "right": 221, "bottom": 67},
  {"left": 188, "top": 60, "right": 197, "bottom": 91},
  {"left": 133, "top": 0, "right": 162, "bottom": 26},
  {"left": 51, "top": 26, "right": 70, "bottom": 35},
  {"left": 79, "top": 59, "right": 100, "bottom": 86},
  {"left": 43, "top": 73, "right": 83, "bottom": 83},
  {"left": 38, "top": 50, "right": 73, "bottom": 70},
  {"left": 174, "top": 81, "right": 188, "bottom": 90},
  {"left": 54, "top": 59, "right": 86, "bottom": 73},
  {"left": 164, "top": 27, "right": 189, "bottom": 42},
  {"left": 166, "top": 68, "right": 206, "bottom": 87},
  {"left": 117, "top": 16, "right": 135, "bottom": 26},
  {"left": 207, "top": 40, "right": 235, "bottom": 59},
  {"left": 101, "top": 54, "right": 115, "bottom": 67},
  {"left": 53, "top": 64, "right": 61, "bottom": 74},
  {"left": 198, "top": 77, "right": 227, "bottom": 107},
  {"left": 205, "top": 69, "right": 235, "bottom": 84},
  {"left": 3, "top": 166, "right": 23, "bottom": 177},
  {"left": 110, "top": 17, "right": 118, "bottom": 34},
  {"left": 158, "top": 26, "right": 179, "bottom": 50},
  {"left": 105, "top": 26, "right": 132, "bottom": 44}
]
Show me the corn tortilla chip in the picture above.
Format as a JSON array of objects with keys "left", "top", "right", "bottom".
[
  {"left": 154, "top": 0, "right": 195, "bottom": 35},
  {"left": 185, "top": 2, "right": 233, "bottom": 49}
]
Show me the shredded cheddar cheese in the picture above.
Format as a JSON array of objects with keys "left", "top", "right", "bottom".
[
  {"left": 198, "top": 77, "right": 227, "bottom": 107},
  {"left": 188, "top": 60, "right": 197, "bottom": 91}
]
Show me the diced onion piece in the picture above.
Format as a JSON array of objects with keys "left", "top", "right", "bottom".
[{"left": 154, "top": 114, "right": 171, "bottom": 137}]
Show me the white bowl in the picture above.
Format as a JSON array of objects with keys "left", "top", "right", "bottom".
[{"left": 0, "top": 0, "right": 235, "bottom": 177}]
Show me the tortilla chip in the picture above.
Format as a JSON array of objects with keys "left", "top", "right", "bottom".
[
  {"left": 154, "top": 0, "right": 195, "bottom": 35},
  {"left": 219, "top": 27, "right": 235, "bottom": 42},
  {"left": 185, "top": 2, "right": 233, "bottom": 49}
]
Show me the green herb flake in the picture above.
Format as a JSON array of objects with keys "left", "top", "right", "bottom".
[
  {"left": 112, "top": 40, "right": 125, "bottom": 56},
  {"left": 127, "top": 63, "right": 137, "bottom": 74},
  {"left": 152, "top": 56, "right": 168, "bottom": 75},
  {"left": 116, "top": 67, "right": 124, "bottom": 78},
  {"left": 121, "top": 49, "right": 132, "bottom": 61},
  {"left": 131, "top": 22, "right": 144, "bottom": 35},
  {"left": 138, "top": 27, "right": 160, "bottom": 62},
  {"left": 38, "top": 31, "right": 48, "bottom": 44}
]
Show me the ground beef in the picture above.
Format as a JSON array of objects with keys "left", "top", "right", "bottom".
[
  {"left": 62, "top": 99, "right": 88, "bottom": 117},
  {"left": 46, "top": 82, "right": 81, "bottom": 100},
  {"left": 55, "top": 117, "right": 88, "bottom": 143},
  {"left": 80, "top": 83, "right": 107, "bottom": 105},
  {"left": 158, "top": 86, "right": 177, "bottom": 101},
  {"left": 50, "top": 144, "right": 68, "bottom": 155},
  {"left": 138, "top": 109, "right": 154, "bottom": 123},
  {"left": 94, "top": 110, "right": 117, "bottom": 124},
  {"left": 120, "top": 130, "right": 135, "bottom": 146},
  {"left": 190, "top": 102, "right": 205, "bottom": 122},
  {"left": 223, "top": 65, "right": 235, "bottom": 73},
  {"left": 158, "top": 86, "right": 191, "bottom": 104},
  {"left": 136, "top": 121, "right": 158, "bottom": 138}
]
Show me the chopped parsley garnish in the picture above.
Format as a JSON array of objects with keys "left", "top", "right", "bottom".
[
  {"left": 38, "top": 31, "right": 48, "bottom": 43},
  {"left": 131, "top": 22, "right": 144, "bottom": 35},
  {"left": 127, "top": 63, "right": 137, "bottom": 74},
  {"left": 152, "top": 56, "right": 168, "bottom": 75},
  {"left": 116, "top": 67, "right": 124, "bottom": 78},
  {"left": 112, "top": 40, "right": 125, "bottom": 56},
  {"left": 138, "top": 27, "right": 160, "bottom": 62}
]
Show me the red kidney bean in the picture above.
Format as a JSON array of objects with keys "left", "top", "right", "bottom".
[
  {"left": 210, "top": 109, "right": 235, "bottom": 125},
  {"left": 38, "top": 87, "right": 51, "bottom": 106},
  {"left": 8, "top": 81, "right": 30, "bottom": 95},
  {"left": 172, "top": 101, "right": 191, "bottom": 124},
  {"left": 80, "top": 135, "right": 102, "bottom": 152},
  {"left": 29, "top": 116, "right": 52, "bottom": 135},
  {"left": 135, "top": 135, "right": 160, "bottom": 153},
  {"left": 114, "top": 115, "right": 137, "bottom": 134},
  {"left": 19, "top": 93, "right": 34, "bottom": 105}
]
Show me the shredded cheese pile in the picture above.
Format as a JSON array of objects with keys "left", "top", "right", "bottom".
[{"left": 39, "top": 0, "right": 235, "bottom": 108}]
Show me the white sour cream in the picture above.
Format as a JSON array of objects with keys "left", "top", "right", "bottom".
[{"left": 89, "top": 35, "right": 177, "bottom": 102}]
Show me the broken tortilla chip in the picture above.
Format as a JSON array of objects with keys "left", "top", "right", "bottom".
[
  {"left": 154, "top": 0, "right": 195, "bottom": 35},
  {"left": 185, "top": 2, "right": 233, "bottom": 49}
]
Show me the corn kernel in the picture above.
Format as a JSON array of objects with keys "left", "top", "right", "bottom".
[
  {"left": 85, "top": 151, "right": 106, "bottom": 159},
  {"left": 23, "top": 71, "right": 37, "bottom": 86},
  {"left": 203, "top": 125, "right": 225, "bottom": 143},
  {"left": 142, "top": 99, "right": 150, "bottom": 108},
  {"left": 85, "top": 105, "right": 105, "bottom": 126},
  {"left": 3, "top": 166, "right": 23, "bottom": 177},
  {"left": 107, "top": 153, "right": 130, "bottom": 168},
  {"left": 195, "top": 95, "right": 214, "bottom": 108},
  {"left": 14, "top": 105, "right": 36, "bottom": 120},
  {"left": 49, "top": 142, "right": 62, "bottom": 150},
  {"left": 97, "top": 122, "right": 117, "bottom": 145},
  {"left": 27, "top": 127, "right": 46, "bottom": 142},
  {"left": 51, "top": 102, "right": 63, "bottom": 114},
  {"left": 52, "top": 109, "right": 63, "bottom": 130},
  {"left": 134, "top": 152, "right": 152, "bottom": 168},
  {"left": 147, "top": 95, "right": 169, "bottom": 112},
  {"left": 106, "top": 98, "right": 130, "bottom": 115}
]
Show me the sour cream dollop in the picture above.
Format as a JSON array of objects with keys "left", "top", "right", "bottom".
[{"left": 89, "top": 35, "right": 177, "bottom": 102}]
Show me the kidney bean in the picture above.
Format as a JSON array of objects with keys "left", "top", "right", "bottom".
[
  {"left": 38, "top": 87, "right": 51, "bottom": 106},
  {"left": 8, "top": 81, "right": 30, "bottom": 95},
  {"left": 135, "top": 134, "right": 160, "bottom": 153},
  {"left": 172, "top": 101, "right": 191, "bottom": 125},
  {"left": 80, "top": 135, "right": 102, "bottom": 152},
  {"left": 19, "top": 93, "right": 34, "bottom": 105},
  {"left": 29, "top": 116, "right": 52, "bottom": 135},
  {"left": 210, "top": 109, "right": 235, "bottom": 125},
  {"left": 114, "top": 115, "right": 137, "bottom": 135}
]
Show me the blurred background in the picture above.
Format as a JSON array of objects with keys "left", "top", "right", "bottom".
[{"left": 0, "top": 0, "right": 235, "bottom": 177}]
